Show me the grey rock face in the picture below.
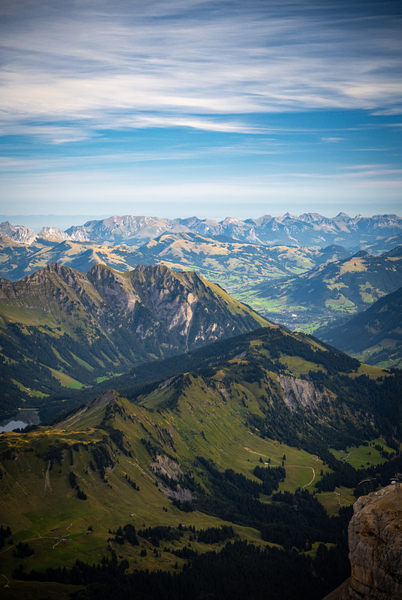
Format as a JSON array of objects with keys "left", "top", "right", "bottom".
[
  {"left": 0, "top": 221, "right": 37, "bottom": 244},
  {"left": 38, "top": 227, "right": 71, "bottom": 241},
  {"left": 342, "top": 485, "right": 402, "bottom": 600},
  {"left": 278, "top": 374, "right": 335, "bottom": 411}
]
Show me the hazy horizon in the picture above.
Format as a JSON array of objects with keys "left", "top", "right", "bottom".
[{"left": 2, "top": 209, "right": 402, "bottom": 234}]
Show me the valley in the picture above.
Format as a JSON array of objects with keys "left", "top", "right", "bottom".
[
  {"left": 317, "top": 285, "right": 402, "bottom": 370},
  {"left": 244, "top": 247, "right": 402, "bottom": 332}
]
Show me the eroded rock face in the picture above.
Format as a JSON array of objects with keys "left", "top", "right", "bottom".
[
  {"left": 0, "top": 221, "right": 37, "bottom": 245},
  {"left": 278, "top": 374, "right": 335, "bottom": 411},
  {"left": 0, "top": 262, "right": 268, "bottom": 388},
  {"left": 38, "top": 227, "right": 71, "bottom": 241},
  {"left": 342, "top": 484, "right": 402, "bottom": 600}
]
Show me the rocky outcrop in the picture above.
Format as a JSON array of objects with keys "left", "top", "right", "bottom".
[
  {"left": 341, "top": 484, "right": 402, "bottom": 600},
  {"left": 0, "top": 221, "right": 37, "bottom": 245},
  {"left": 278, "top": 374, "right": 335, "bottom": 411},
  {"left": 38, "top": 227, "right": 71, "bottom": 241},
  {"left": 151, "top": 454, "right": 194, "bottom": 502}
]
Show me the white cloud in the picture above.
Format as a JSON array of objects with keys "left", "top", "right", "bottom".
[
  {"left": 321, "top": 137, "right": 344, "bottom": 143},
  {"left": 1, "top": 0, "right": 402, "bottom": 141}
]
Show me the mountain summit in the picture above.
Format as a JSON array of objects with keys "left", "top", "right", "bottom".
[{"left": 0, "top": 263, "right": 269, "bottom": 418}]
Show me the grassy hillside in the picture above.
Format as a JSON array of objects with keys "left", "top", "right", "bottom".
[{"left": 0, "top": 390, "right": 333, "bottom": 599}]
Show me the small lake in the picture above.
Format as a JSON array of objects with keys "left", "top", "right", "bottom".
[
  {"left": 0, "top": 420, "right": 28, "bottom": 433},
  {"left": 0, "top": 410, "right": 40, "bottom": 433}
]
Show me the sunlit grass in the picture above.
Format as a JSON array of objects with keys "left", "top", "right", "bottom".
[{"left": 48, "top": 368, "right": 85, "bottom": 389}]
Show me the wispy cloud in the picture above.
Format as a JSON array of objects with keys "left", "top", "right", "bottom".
[
  {"left": 1, "top": 1, "right": 401, "bottom": 216},
  {"left": 1, "top": 0, "right": 402, "bottom": 141},
  {"left": 321, "top": 137, "right": 345, "bottom": 143}
]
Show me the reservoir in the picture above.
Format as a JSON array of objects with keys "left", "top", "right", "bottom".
[{"left": 0, "top": 409, "right": 40, "bottom": 433}]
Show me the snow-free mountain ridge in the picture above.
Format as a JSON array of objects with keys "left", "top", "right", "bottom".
[{"left": 2, "top": 213, "right": 402, "bottom": 249}]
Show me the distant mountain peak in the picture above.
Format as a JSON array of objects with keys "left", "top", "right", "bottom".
[
  {"left": 3, "top": 214, "right": 402, "bottom": 251},
  {"left": 386, "top": 245, "right": 402, "bottom": 257},
  {"left": 0, "top": 220, "right": 36, "bottom": 244},
  {"left": 38, "top": 226, "right": 70, "bottom": 241}
]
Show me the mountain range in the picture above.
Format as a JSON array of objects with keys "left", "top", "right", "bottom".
[
  {"left": 0, "top": 230, "right": 334, "bottom": 289},
  {"left": 2, "top": 212, "right": 402, "bottom": 250},
  {"left": 1, "top": 222, "right": 402, "bottom": 599},
  {"left": 2, "top": 214, "right": 402, "bottom": 368}
]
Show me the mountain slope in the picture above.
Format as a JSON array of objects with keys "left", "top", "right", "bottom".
[
  {"left": 0, "top": 388, "right": 337, "bottom": 600},
  {"left": 0, "top": 263, "right": 268, "bottom": 418},
  {"left": 1, "top": 326, "right": 402, "bottom": 599},
  {"left": 246, "top": 247, "right": 402, "bottom": 331},
  {"left": 318, "top": 286, "right": 402, "bottom": 369}
]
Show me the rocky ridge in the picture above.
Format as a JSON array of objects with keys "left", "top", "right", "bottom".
[
  {"left": 2, "top": 212, "right": 402, "bottom": 249},
  {"left": 0, "top": 262, "right": 269, "bottom": 417},
  {"left": 0, "top": 221, "right": 37, "bottom": 244}
]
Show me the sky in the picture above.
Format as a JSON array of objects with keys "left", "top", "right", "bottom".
[{"left": 1, "top": 0, "right": 402, "bottom": 225}]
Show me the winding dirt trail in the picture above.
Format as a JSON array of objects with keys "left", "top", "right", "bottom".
[
  {"left": 302, "top": 467, "right": 316, "bottom": 488},
  {"left": 243, "top": 447, "right": 316, "bottom": 488}
]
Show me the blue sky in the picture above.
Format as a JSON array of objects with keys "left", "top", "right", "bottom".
[{"left": 1, "top": 0, "right": 402, "bottom": 223}]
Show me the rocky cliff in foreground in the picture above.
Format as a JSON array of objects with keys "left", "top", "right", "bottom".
[{"left": 334, "top": 485, "right": 402, "bottom": 600}]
